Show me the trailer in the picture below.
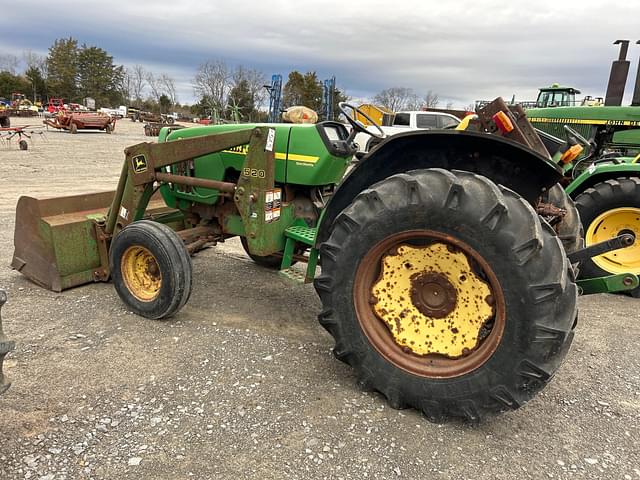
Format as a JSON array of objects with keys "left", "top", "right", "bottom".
[{"left": 44, "top": 112, "right": 115, "bottom": 134}]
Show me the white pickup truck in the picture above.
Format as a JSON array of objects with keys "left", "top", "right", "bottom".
[
  {"left": 355, "top": 110, "right": 460, "bottom": 153},
  {"left": 99, "top": 105, "right": 127, "bottom": 118}
]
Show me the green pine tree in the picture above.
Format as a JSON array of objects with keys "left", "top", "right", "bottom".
[{"left": 47, "top": 37, "right": 78, "bottom": 102}]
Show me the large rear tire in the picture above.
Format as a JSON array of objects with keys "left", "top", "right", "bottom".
[
  {"left": 575, "top": 177, "right": 640, "bottom": 297},
  {"left": 315, "top": 169, "right": 577, "bottom": 422},
  {"left": 110, "top": 221, "right": 192, "bottom": 319}
]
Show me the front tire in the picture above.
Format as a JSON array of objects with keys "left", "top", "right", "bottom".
[
  {"left": 110, "top": 221, "right": 192, "bottom": 319},
  {"left": 240, "top": 237, "right": 298, "bottom": 269},
  {"left": 575, "top": 177, "right": 640, "bottom": 297},
  {"left": 315, "top": 169, "right": 577, "bottom": 422}
]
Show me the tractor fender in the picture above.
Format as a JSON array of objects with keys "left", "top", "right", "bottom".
[
  {"left": 565, "top": 161, "right": 640, "bottom": 198},
  {"left": 317, "top": 129, "right": 563, "bottom": 244}
]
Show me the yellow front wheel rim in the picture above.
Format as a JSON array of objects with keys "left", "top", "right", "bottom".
[
  {"left": 121, "top": 246, "right": 162, "bottom": 302},
  {"left": 585, "top": 207, "right": 640, "bottom": 274}
]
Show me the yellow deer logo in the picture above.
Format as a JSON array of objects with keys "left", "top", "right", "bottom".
[{"left": 132, "top": 155, "right": 148, "bottom": 173}]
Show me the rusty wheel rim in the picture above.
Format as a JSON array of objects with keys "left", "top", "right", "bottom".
[{"left": 353, "top": 230, "right": 506, "bottom": 378}]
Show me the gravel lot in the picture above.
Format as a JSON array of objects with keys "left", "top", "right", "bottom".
[{"left": 0, "top": 117, "right": 638, "bottom": 480}]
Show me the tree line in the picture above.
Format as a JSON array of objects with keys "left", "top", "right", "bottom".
[
  {"left": 192, "top": 64, "right": 348, "bottom": 121},
  {"left": 0, "top": 38, "right": 179, "bottom": 113},
  {"left": 374, "top": 87, "right": 446, "bottom": 111},
  {"left": 0, "top": 38, "right": 452, "bottom": 120}
]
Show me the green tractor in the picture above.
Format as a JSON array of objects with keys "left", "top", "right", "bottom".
[
  {"left": 527, "top": 105, "right": 640, "bottom": 296},
  {"left": 520, "top": 41, "right": 640, "bottom": 294},
  {"left": 11, "top": 101, "right": 637, "bottom": 422}
]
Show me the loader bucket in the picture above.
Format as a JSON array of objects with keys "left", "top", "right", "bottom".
[
  {"left": 12, "top": 191, "right": 115, "bottom": 292},
  {"left": 12, "top": 191, "right": 180, "bottom": 292}
]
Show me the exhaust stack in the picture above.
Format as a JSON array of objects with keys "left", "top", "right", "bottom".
[
  {"left": 605, "top": 40, "right": 630, "bottom": 106},
  {"left": 632, "top": 40, "right": 640, "bottom": 106}
]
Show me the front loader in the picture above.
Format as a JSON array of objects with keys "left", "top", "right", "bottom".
[{"left": 11, "top": 101, "right": 638, "bottom": 422}]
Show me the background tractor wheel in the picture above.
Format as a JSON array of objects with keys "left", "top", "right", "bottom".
[
  {"left": 240, "top": 237, "right": 298, "bottom": 269},
  {"left": 315, "top": 169, "right": 577, "bottom": 422},
  {"left": 18, "top": 140, "right": 28, "bottom": 151},
  {"left": 110, "top": 220, "right": 192, "bottom": 319},
  {"left": 69, "top": 123, "right": 78, "bottom": 134},
  {"left": 0, "top": 117, "right": 9, "bottom": 128},
  {"left": 575, "top": 177, "right": 640, "bottom": 297}
]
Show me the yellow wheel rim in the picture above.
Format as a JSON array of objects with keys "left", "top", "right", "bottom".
[
  {"left": 585, "top": 207, "right": 640, "bottom": 274},
  {"left": 372, "top": 243, "right": 494, "bottom": 358},
  {"left": 354, "top": 230, "right": 505, "bottom": 379},
  {"left": 120, "top": 246, "right": 162, "bottom": 302}
]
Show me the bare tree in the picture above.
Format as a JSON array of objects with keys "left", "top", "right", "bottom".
[
  {"left": 0, "top": 53, "right": 19, "bottom": 74},
  {"left": 423, "top": 90, "right": 440, "bottom": 108},
  {"left": 232, "top": 66, "right": 266, "bottom": 109},
  {"left": 23, "top": 50, "right": 47, "bottom": 76},
  {"left": 119, "top": 69, "right": 133, "bottom": 105},
  {"left": 160, "top": 74, "right": 177, "bottom": 106},
  {"left": 193, "top": 60, "right": 230, "bottom": 113},
  {"left": 405, "top": 93, "right": 424, "bottom": 111},
  {"left": 146, "top": 72, "right": 163, "bottom": 104},
  {"left": 131, "top": 65, "right": 147, "bottom": 107},
  {"left": 373, "top": 87, "right": 416, "bottom": 112}
]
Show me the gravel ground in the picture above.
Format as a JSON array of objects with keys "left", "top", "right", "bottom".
[{"left": 0, "top": 117, "right": 638, "bottom": 480}]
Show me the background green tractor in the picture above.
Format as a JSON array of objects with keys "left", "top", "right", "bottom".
[
  {"left": 507, "top": 41, "right": 640, "bottom": 295},
  {"left": 11, "top": 101, "right": 636, "bottom": 422},
  {"left": 554, "top": 137, "right": 640, "bottom": 296}
]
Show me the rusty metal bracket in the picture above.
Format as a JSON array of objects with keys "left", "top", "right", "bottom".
[
  {"left": 234, "top": 127, "right": 281, "bottom": 256},
  {"left": 476, "top": 98, "right": 550, "bottom": 158},
  {"left": 104, "top": 128, "right": 260, "bottom": 237},
  {"left": 124, "top": 128, "right": 258, "bottom": 186}
]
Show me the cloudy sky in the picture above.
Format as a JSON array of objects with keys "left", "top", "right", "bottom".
[{"left": 1, "top": 0, "right": 639, "bottom": 107}]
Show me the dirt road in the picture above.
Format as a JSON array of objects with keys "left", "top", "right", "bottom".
[{"left": 0, "top": 117, "right": 638, "bottom": 479}]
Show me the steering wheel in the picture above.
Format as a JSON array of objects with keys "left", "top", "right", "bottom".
[{"left": 338, "top": 102, "right": 385, "bottom": 140}]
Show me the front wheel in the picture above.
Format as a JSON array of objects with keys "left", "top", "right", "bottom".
[
  {"left": 575, "top": 177, "right": 640, "bottom": 297},
  {"left": 110, "top": 221, "right": 192, "bottom": 319},
  {"left": 315, "top": 169, "right": 577, "bottom": 422}
]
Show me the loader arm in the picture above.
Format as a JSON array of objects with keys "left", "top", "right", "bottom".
[{"left": 12, "top": 127, "right": 275, "bottom": 291}]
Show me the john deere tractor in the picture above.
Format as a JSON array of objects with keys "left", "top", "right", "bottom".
[{"left": 11, "top": 100, "right": 637, "bottom": 422}]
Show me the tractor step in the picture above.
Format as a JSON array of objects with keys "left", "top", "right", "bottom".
[
  {"left": 280, "top": 225, "right": 319, "bottom": 283},
  {"left": 278, "top": 267, "right": 308, "bottom": 284},
  {"left": 284, "top": 225, "right": 317, "bottom": 245}
]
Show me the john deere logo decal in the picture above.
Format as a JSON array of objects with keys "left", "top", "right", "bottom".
[{"left": 132, "top": 154, "right": 148, "bottom": 173}]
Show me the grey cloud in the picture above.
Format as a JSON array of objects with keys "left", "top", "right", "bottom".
[{"left": 1, "top": 0, "right": 639, "bottom": 106}]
